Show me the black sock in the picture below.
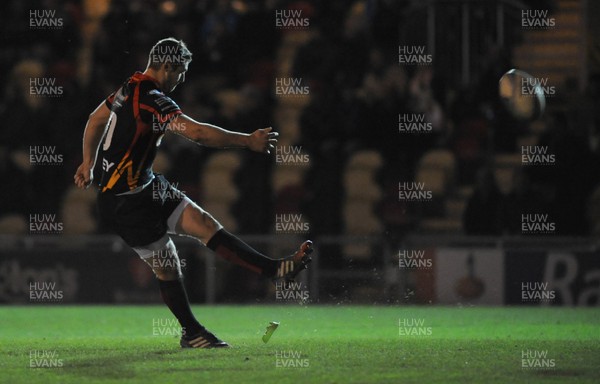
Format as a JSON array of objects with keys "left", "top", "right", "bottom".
[
  {"left": 158, "top": 278, "right": 203, "bottom": 338},
  {"left": 206, "top": 229, "right": 278, "bottom": 277}
]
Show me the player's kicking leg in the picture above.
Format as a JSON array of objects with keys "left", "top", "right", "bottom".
[{"left": 175, "top": 201, "right": 313, "bottom": 283}]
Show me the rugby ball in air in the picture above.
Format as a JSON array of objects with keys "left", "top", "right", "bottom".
[{"left": 499, "top": 69, "right": 546, "bottom": 121}]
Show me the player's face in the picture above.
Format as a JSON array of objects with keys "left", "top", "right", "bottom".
[{"left": 165, "top": 62, "right": 188, "bottom": 93}]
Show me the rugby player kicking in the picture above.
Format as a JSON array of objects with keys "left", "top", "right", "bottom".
[{"left": 74, "top": 38, "right": 312, "bottom": 348}]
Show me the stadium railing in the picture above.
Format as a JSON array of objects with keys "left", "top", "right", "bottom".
[{"left": 1, "top": 234, "right": 598, "bottom": 305}]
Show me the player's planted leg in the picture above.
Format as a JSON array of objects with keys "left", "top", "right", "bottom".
[{"left": 142, "top": 237, "right": 228, "bottom": 348}]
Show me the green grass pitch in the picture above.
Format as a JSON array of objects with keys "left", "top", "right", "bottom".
[{"left": 1, "top": 305, "right": 599, "bottom": 383}]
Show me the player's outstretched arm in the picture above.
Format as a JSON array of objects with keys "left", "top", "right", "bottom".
[
  {"left": 74, "top": 102, "right": 111, "bottom": 189},
  {"left": 170, "top": 114, "right": 278, "bottom": 154}
]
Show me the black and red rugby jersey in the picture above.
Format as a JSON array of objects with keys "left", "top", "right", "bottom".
[{"left": 98, "top": 72, "right": 182, "bottom": 194}]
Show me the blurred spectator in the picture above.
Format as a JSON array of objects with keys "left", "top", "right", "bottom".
[{"left": 0, "top": 60, "right": 60, "bottom": 215}]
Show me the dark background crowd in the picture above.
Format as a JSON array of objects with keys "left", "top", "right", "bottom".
[{"left": 1, "top": 0, "right": 599, "bottom": 242}]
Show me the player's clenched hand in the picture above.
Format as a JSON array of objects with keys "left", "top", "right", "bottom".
[
  {"left": 74, "top": 163, "right": 93, "bottom": 189},
  {"left": 249, "top": 127, "right": 278, "bottom": 154}
]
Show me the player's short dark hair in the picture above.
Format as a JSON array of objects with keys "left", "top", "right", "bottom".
[{"left": 147, "top": 37, "right": 192, "bottom": 69}]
